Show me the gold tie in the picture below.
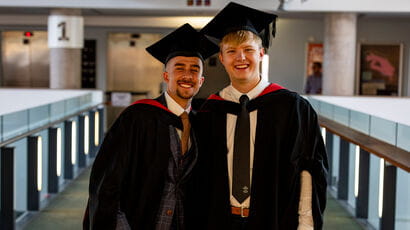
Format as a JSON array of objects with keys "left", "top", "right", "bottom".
[{"left": 180, "top": 112, "right": 190, "bottom": 155}]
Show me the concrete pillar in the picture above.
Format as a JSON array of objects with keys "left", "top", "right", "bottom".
[
  {"left": 49, "top": 9, "right": 83, "bottom": 89},
  {"left": 323, "top": 13, "right": 357, "bottom": 95}
]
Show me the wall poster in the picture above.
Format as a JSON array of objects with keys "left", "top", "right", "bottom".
[{"left": 358, "top": 44, "right": 403, "bottom": 96}]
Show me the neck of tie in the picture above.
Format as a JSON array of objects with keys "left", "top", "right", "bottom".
[
  {"left": 180, "top": 111, "right": 190, "bottom": 155},
  {"left": 233, "top": 94, "right": 250, "bottom": 203}
]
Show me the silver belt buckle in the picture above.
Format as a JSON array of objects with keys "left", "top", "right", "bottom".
[{"left": 240, "top": 207, "right": 246, "bottom": 218}]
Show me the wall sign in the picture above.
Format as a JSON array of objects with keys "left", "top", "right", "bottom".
[
  {"left": 187, "top": 0, "right": 211, "bottom": 6},
  {"left": 358, "top": 44, "right": 403, "bottom": 96},
  {"left": 48, "top": 15, "right": 84, "bottom": 48}
]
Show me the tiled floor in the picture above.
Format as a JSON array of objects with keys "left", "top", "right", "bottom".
[{"left": 21, "top": 167, "right": 364, "bottom": 230}]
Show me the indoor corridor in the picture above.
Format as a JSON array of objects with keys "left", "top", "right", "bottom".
[{"left": 20, "top": 167, "right": 365, "bottom": 230}]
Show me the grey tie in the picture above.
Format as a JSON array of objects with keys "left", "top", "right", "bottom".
[{"left": 232, "top": 94, "right": 250, "bottom": 203}]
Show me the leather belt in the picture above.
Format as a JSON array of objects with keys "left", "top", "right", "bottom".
[{"left": 231, "top": 206, "right": 249, "bottom": 217}]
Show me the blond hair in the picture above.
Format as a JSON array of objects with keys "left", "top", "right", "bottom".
[{"left": 220, "top": 30, "right": 262, "bottom": 48}]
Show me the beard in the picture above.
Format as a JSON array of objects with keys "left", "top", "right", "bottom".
[
  {"left": 175, "top": 80, "right": 196, "bottom": 99},
  {"left": 176, "top": 88, "right": 195, "bottom": 99}
]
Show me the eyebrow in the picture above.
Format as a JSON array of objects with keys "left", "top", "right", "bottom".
[
  {"left": 224, "top": 44, "right": 256, "bottom": 50},
  {"left": 224, "top": 46, "right": 236, "bottom": 50},
  {"left": 174, "top": 63, "right": 186, "bottom": 67},
  {"left": 174, "top": 63, "right": 200, "bottom": 69}
]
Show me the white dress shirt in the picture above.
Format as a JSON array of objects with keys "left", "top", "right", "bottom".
[
  {"left": 219, "top": 79, "right": 313, "bottom": 229},
  {"left": 220, "top": 79, "right": 270, "bottom": 208}
]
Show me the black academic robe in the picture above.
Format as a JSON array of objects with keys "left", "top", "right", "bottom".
[
  {"left": 83, "top": 94, "right": 198, "bottom": 230},
  {"left": 192, "top": 83, "right": 328, "bottom": 230}
]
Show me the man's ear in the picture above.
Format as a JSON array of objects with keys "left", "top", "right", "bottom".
[
  {"left": 163, "top": 71, "right": 169, "bottom": 83},
  {"left": 259, "top": 47, "right": 265, "bottom": 58},
  {"left": 199, "top": 76, "right": 205, "bottom": 87},
  {"left": 218, "top": 52, "right": 224, "bottom": 64}
]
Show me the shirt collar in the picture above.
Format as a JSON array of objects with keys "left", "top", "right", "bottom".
[
  {"left": 164, "top": 92, "right": 190, "bottom": 116},
  {"left": 221, "top": 78, "right": 270, "bottom": 103}
]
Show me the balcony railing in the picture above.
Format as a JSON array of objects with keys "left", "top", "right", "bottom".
[
  {"left": 307, "top": 95, "right": 410, "bottom": 230},
  {"left": 0, "top": 89, "right": 104, "bottom": 230}
]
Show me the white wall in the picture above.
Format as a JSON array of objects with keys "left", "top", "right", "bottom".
[
  {"left": 0, "top": 0, "right": 280, "bottom": 11},
  {"left": 283, "top": 0, "right": 410, "bottom": 12},
  {"left": 268, "top": 18, "right": 324, "bottom": 93}
]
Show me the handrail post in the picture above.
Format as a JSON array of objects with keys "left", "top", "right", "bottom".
[
  {"left": 89, "top": 110, "right": 96, "bottom": 158},
  {"left": 356, "top": 148, "right": 370, "bottom": 218},
  {"left": 1, "top": 147, "right": 15, "bottom": 230},
  {"left": 78, "top": 115, "right": 86, "bottom": 168},
  {"left": 48, "top": 127, "right": 59, "bottom": 193},
  {"left": 27, "top": 136, "right": 40, "bottom": 211},
  {"left": 98, "top": 106, "right": 105, "bottom": 149},
  {"left": 338, "top": 138, "right": 349, "bottom": 200},
  {"left": 64, "top": 121, "right": 74, "bottom": 179},
  {"left": 325, "top": 130, "right": 334, "bottom": 186},
  {"left": 380, "top": 163, "right": 397, "bottom": 230}
]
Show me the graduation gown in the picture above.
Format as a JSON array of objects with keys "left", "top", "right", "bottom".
[
  {"left": 83, "top": 94, "right": 197, "bottom": 230},
  {"left": 192, "top": 84, "right": 328, "bottom": 230}
]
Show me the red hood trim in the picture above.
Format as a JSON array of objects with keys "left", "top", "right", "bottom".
[
  {"left": 132, "top": 99, "right": 172, "bottom": 113},
  {"left": 258, "top": 83, "right": 285, "bottom": 97},
  {"left": 207, "top": 94, "right": 225, "bottom": 101}
]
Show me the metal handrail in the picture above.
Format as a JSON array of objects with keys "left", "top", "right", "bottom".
[
  {"left": 319, "top": 115, "right": 410, "bottom": 172},
  {"left": 0, "top": 104, "right": 103, "bottom": 148}
]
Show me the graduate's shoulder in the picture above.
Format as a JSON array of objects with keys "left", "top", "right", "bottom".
[
  {"left": 262, "top": 85, "right": 313, "bottom": 109},
  {"left": 197, "top": 93, "right": 235, "bottom": 113},
  {"left": 281, "top": 90, "right": 317, "bottom": 113},
  {"left": 120, "top": 99, "right": 172, "bottom": 119},
  {"left": 259, "top": 84, "right": 297, "bottom": 100},
  {"left": 260, "top": 82, "right": 304, "bottom": 99}
]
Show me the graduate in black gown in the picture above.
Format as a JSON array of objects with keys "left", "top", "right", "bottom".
[
  {"left": 83, "top": 23, "right": 219, "bottom": 230},
  {"left": 192, "top": 2, "right": 329, "bottom": 229}
]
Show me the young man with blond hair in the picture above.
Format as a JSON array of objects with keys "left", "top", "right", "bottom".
[{"left": 193, "top": 2, "right": 328, "bottom": 229}]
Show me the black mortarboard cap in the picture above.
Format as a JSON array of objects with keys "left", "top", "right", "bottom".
[
  {"left": 200, "top": 2, "right": 277, "bottom": 48},
  {"left": 146, "top": 23, "right": 219, "bottom": 64}
]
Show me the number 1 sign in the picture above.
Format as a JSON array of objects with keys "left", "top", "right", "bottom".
[{"left": 48, "top": 15, "right": 84, "bottom": 48}]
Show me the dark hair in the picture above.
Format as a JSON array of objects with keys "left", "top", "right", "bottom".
[{"left": 313, "top": 62, "right": 322, "bottom": 68}]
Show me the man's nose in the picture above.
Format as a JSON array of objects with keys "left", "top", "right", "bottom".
[
  {"left": 236, "top": 51, "right": 246, "bottom": 60},
  {"left": 181, "top": 71, "right": 193, "bottom": 79}
]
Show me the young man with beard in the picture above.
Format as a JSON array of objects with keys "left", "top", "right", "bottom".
[
  {"left": 193, "top": 2, "right": 328, "bottom": 229},
  {"left": 83, "top": 23, "right": 219, "bottom": 230}
]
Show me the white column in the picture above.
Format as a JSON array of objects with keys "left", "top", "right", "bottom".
[
  {"left": 49, "top": 9, "right": 83, "bottom": 89},
  {"left": 323, "top": 13, "right": 357, "bottom": 95}
]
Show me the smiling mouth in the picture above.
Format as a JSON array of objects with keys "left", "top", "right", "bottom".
[
  {"left": 235, "top": 64, "right": 249, "bottom": 69},
  {"left": 178, "top": 82, "right": 193, "bottom": 88}
]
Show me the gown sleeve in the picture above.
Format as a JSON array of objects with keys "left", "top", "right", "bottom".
[
  {"left": 292, "top": 97, "right": 329, "bottom": 230},
  {"left": 84, "top": 109, "right": 136, "bottom": 230}
]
